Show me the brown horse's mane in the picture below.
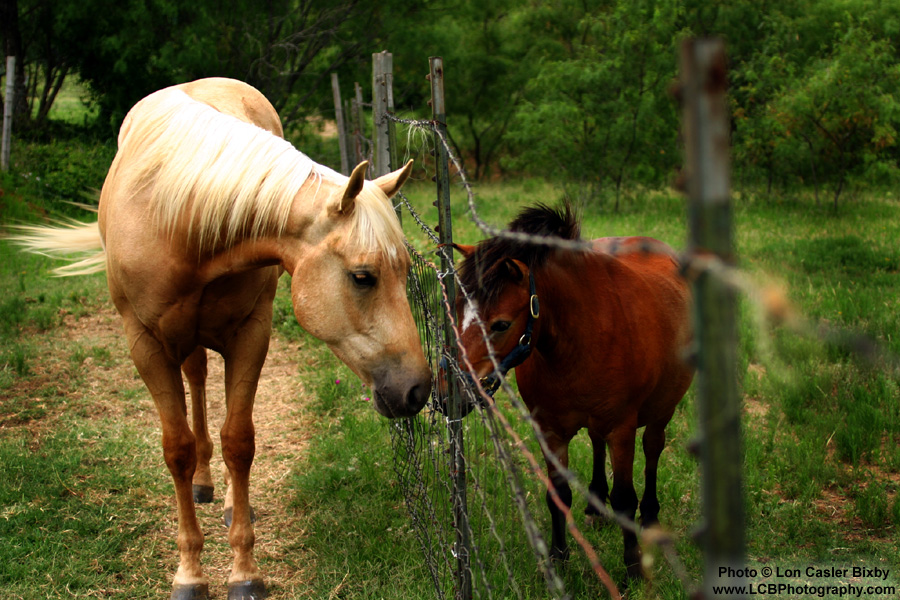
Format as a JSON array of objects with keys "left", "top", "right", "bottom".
[{"left": 458, "top": 202, "right": 581, "bottom": 307}]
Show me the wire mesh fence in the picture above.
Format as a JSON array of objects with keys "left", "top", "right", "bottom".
[
  {"left": 371, "top": 51, "right": 707, "bottom": 600},
  {"left": 393, "top": 213, "right": 574, "bottom": 600}
]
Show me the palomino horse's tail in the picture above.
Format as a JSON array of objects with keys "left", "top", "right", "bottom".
[{"left": 8, "top": 220, "right": 106, "bottom": 276}]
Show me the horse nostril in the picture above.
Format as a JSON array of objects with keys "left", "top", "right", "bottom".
[{"left": 405, "top": 381, "right": 430, "bottom": 414}]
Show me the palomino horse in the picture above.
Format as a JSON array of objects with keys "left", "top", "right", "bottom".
[
  {"left": 452, "top": 203, "right": 692, "bottom": 579},
  {"left": 13, "top": 78, "right": 431, "bottom": 599}
]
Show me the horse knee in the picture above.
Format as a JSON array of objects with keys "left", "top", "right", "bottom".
[
  {"left": 162, "top": 430, "right": 198, "bottom": 481},
  {"left": 220, "top": 425, "right": 256, "bottom": 472},
  {"left": 546, "top": 479, "right": 573, "bottom": 511}
]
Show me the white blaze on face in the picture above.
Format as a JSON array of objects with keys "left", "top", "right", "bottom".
[{"left": 461, "top": 301, "right": 479, "bottom": 336}]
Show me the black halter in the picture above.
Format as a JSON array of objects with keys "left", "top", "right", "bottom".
[
  {"left": 434, "top": 272, "right": 540, "bottom": 418},
  {"left": 479, "top": 271, "right": 540, "bottom": 396}
]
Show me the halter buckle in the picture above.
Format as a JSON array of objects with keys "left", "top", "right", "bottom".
[{"left": 529, "top": 294, "right": 540, "bottom": 319}]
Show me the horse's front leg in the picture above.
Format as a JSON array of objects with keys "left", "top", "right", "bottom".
[
  {"left": 220, "top": 308, "right": 273, "bottom": 599},
  {"left": 125, "top": 322, "right": 209, "bottom": 599},
  {"left": 542, "top": 433, "right": 573, "bottom": 561},
  {"left": 585, "top": 429, "right": 609, "bottom": 523}
]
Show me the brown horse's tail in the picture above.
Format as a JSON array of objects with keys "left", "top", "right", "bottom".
[{"left": 7, "top": 220, "right": 106, "bottom": 276}]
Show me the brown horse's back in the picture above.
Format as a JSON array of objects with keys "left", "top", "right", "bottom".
[{"left": 605, "top": 239, "right": 692, "bottom": 426}]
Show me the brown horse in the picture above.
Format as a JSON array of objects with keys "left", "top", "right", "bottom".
[
  {"left": 13, "top": 78, "right": 431, "bottom": 600},
  {"left": 452, "top": 203, "right": 692, "bottom": 579}
]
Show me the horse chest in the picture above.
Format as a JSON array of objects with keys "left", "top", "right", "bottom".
[{"left": 129, "top": 267, "right": 278, "bottom": 359}]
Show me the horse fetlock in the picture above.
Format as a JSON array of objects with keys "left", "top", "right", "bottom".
[
  {"left": 639, "top": 491, "right": 661, "bottom": 519},
  {"left": 584, "top": 511, "right": 614, "bottom": 530}
]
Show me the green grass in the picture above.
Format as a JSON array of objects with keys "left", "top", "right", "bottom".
[{"left": 1, "top": 131, "right": 899, "bottom": 598}]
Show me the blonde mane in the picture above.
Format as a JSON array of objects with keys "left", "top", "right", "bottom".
[
  {"left": 118, "top": 88, "right": 312, "bottom": 254},
  {"left": 117, "top": 88, "right": 406, "bottom": 262}
]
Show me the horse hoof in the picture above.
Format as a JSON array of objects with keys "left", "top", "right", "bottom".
[
  {"left": 584, "top": 511, "right": 613, "bottom": 528},
  {"left": 227, "top": 579, "right": 267, "bottom": 600},
  {"left": 223, "top": 506, "right": 258, "bottom": 527},
  {"left": 626, "top": 561, "right": 645, "bottom": 580},
  {"left": 193, "top": 484, "right": 214, "bottom": 504},
  {"left": 170, "top": 583, "right": 209, "bottom": 600},
  {"left": 549, "top": 546, "right": 570, "bottom": 562}
]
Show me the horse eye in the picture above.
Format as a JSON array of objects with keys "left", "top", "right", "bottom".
[
  {"left": 490, "top": 320, "right": 511, "bottom": 333},
  {"left": 351, "top": 271, "right": 377, "bottom": 288}
]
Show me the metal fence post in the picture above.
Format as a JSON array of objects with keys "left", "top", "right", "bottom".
[
  {"left": 2, "top": 56, "right": 15, "bottom": 172},
  {"left": 680, "top": 38, "right": 747, "bottom": 600},
  {"left": 429, "top": 56, "right": 472, "bottom": 600}
]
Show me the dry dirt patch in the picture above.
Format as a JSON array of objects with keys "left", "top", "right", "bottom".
[{"left": 9, "top": 304, "right": 318, "bottom": 597}]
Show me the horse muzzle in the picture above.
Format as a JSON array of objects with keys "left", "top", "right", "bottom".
[{"left": 371, "top": 368, "right": 432, "bottom": 418}]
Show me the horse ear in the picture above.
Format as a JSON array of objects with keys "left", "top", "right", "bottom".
[
  {"left": 372, "top": 159, "right": 414, "bottom": 199},
  {"left": 449, "top": 243, "right": 476, "bottom": 258},
  {"left": 335, "top": 161, "right": 369, "bottom": 214},
  {"left": 503, "top": 258, "right": 527, "bottom": 283}
]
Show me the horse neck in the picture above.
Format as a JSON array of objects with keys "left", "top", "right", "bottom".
[
  {"left": 190, "top": 177, "right": 323, "bottom": 278},
  {"left": 531, "top": 253, "right": 612, "bottom": 359}
]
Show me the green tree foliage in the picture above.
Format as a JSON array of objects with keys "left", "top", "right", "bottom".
[
  {"left": 381, "top": 0, "right": 531, "bottom": 180},
  {"left": 3, "top": 0, "right": 900, "bottom": 204},
  {"left": 504, "top": 0, "right": 685, "bottom": 207},
  {"left": 731, "top": 1, "right": 900, "bottom": 206},
  {"left": 3, "top": 0, "right": 383, "bottom": 132}
]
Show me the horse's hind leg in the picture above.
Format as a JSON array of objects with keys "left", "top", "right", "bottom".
[
  {"left": 183, "top": 347, "right": 215, "bottom": 503},
  {"left": 585, "top": 430, "right": 609, "bottom": 522},
  {"left": 640, "top": 421, "right": 667, "bottom": 527},
  {"left": 608, "top": 426, "right": 642, "bottom": 579},
  {"left": 125, "top": 322, "right": 208, "bottom": 599}
]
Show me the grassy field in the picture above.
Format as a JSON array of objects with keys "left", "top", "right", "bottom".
[{"left": 1, "top": 131, "right": 899, "bottom": 599}]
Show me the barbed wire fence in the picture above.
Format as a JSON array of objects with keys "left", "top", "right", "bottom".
[
  {"left": 334, "top": 42, "right": 897, "bottom": 599},
  {"left": 332, "top": 50, "right": 716, "bottom": 600}
]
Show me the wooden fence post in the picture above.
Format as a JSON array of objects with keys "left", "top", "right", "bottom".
[
  {"left": 2, "top": 56, "right": 15, "bottom": 172},
  {"left": 429, "top": 56, "right": 472, "bottom": 600},
  {"left": 680, "top": 38, "right": 747, "bottom": 600},
  {"left": 372, "top": 51, "right": 393, "bottom": 179},
  {"left": 352, "top": 82, "right": 365, "bottom": 166},
  {"left": 331, "top": 72, "right": 350, "bottom": 176},
  {"left": 373, "top": 51, "right": 402, "bottom": 221}
]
